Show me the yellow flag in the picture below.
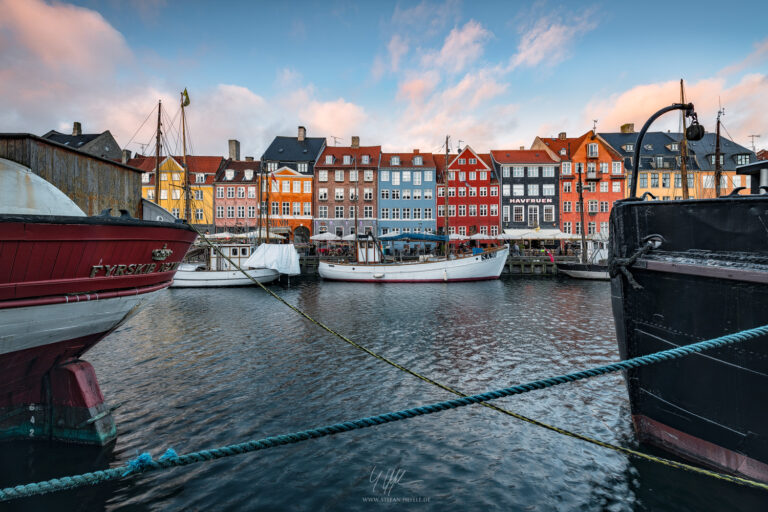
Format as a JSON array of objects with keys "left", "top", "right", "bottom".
[{"left": 182, "top": 88, "right": 190, "bottom": 107}]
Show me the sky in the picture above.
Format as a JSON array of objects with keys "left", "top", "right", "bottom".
[{"left": 1, "top": 0, "right": 766, "bottom": 159}]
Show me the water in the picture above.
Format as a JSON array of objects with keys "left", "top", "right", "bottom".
[{"left": 2, "top": 277, "right": 767, "bottom": 511}]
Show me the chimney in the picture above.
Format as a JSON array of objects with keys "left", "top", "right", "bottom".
[
  {"left": 558, "top": 132, "right": 566, "bottom": 140},
  {"left": 121, "top": 149, "right": 132, "bottom": 163},
  {"left": 228, "top": 139, "right": 240, "bottom": 161},
  {"left": 351, "top": 136, "right": 360, "bottom": 148},
  {"left": 298, "top": 126, "right": 306, "bottom": 142},
  {"left": 72, "top": 122, "right": 82, "bottom": 136},
  {"left": 245, "top": 156, "right": 254, "bottom": 162},
  {"left": 519, "top": 146, "right": 525, "bottom": 150},
  {"left": 413, "top": 149, "right": 420, "bottom": 154},
  {"left": 620, "top": 123, "right": 635, "bottom": 134}
]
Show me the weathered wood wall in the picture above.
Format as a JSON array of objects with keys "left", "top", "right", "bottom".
[{"left": 0, "top": 134, "right": 142, "bottom": 217}]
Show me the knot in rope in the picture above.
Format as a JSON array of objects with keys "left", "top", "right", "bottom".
[
  {"left": 608, "top": 239, "right": 656, "bottom": 289},
  {"left": 122, "top": 453, "right": 156, "bottom": 476}
]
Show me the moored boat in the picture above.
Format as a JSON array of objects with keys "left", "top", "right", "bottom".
[
  {"left": 318, "top": 234, "right": 509, "bottom": 282},
  {"left": 0, "top": 157, "right": 196, "bottom": 444},
  {"left": 556, "top": 262, "right": 608, "bottom": 280},
  {"left": 171, "top": 242, "right": 279, "bottom": 287},
  {"left": 610, "top": 102, "right": 768, "bottom": 482}
]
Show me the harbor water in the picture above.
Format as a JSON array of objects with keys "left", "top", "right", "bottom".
[{"left": 1, "top": 277, "right": 766, "bottom": 511}]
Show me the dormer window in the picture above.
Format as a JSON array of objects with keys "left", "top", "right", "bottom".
[
  {"left": 587, "top": 143, "right": 599, "bottom": 157},
  {"left": 559, "top": 148, "right": 566, "bottom": 156},
  {"left": 195, "top": 173, "right": 205, "bottom": 183},
  {"left": 225, "top": 169, "right": 235, "bottom": 180},
  {"left": 343, "top": 155, "right": 351, "bottom": 165},
  {"left": 670, "top": 143, "right": 679, "bottom": 151},
  {"left": 244, "top": 169, "right": 254, "bottom": 180},
  {"left": 325, "top": 155, "right": 333, "bottom": 164},
  {"left": 644, "top": 144, "right": 653, "bottom": 151},
  {"left": 413, "top": 156, "right": 423, "bottom": 165},
  {"left": 625, "top": 143, "right": 634, "bottom": 152},
  {"left": 736, "top": 154, "right": 751, "bottom": 165},
  {"left": 391, "top": 156, "right": 400, "bottom": 165},
  {"left": 361, "top": 155, "right": 370, "bottom": 164}
]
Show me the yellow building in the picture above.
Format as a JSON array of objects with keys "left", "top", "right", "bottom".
[{"left": 130, "top": 155, "right": 223, "bottom": 227}]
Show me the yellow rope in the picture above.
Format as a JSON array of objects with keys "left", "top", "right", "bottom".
[{"left": 189, "top": 230, "right": 768, "bottom": 492}]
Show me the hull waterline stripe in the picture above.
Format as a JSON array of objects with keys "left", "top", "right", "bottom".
[{"left": 2, "top": 323, "right": 768, "bottom": 501}]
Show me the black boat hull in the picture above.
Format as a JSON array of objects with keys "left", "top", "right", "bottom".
[{"left": 609, "top": 196, "right": 768, "bottom": 482}]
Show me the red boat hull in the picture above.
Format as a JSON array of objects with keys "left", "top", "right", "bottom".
[{"left": 0, "top": 214, "right": 197, "bottom": 444}]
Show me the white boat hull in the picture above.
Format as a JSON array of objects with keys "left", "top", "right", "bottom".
[
  {"left": 557, "top": 263, "right": 609, "bottom": 280},
  {"left": 319, "top": 247, "right": 509, "bottom": 282},
  {"left": 170, "top": 268, "right": 279, "bottom": 287}
]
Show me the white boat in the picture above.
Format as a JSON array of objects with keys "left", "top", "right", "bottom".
[
  {"left": 171, "top": 243, "right": 279, "bottom": 287},
  {"left": 318, "top": 234, "right": 509, "bottom": 282},
  {"left": 557, "top": 238, "right": 609, "bottom": 280}
]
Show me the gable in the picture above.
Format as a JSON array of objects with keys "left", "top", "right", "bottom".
[{"left": 448, "top": 146, "right": 490, "bottom": 170}]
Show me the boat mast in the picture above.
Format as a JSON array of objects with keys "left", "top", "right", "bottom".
[
  {"left": 680, "top": 79, "right": 690, "bottom": 199},
  {"left": 265, "top": 167, "right": 271, "bottom": 243},
  {"left": 577, "top": 144, "right": 587, "bottom": 265},
  {"left": 353, "top": 144, "right": 359, "bottom": 262},
  {"left": 715, "top": 108, "right": 723, "bottom": 198},
  {"left": 181, "top": 90, "right": 191, "bottom": 223},
  {"left": 444, "top": 135, "right": 450, "bottom": 258},
  {"left": 154, "top": 100, "right": 162, "bottom": 205},
  {"left": 257, "top": 161, "right": 263, "bottom": 244}
]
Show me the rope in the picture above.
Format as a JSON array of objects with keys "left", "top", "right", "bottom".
[
  {"left": 609, "top": 239, "right": 654, "bottom": 289},
  {"left": 191, "top": 232, "right": 768, "bottom": 490},
  {"left": 2, "top": 322, "right": 767, "bottom": 501}
]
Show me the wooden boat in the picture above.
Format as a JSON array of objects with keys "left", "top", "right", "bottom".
[
  {"left": 318, "top": 234, "right": 509, "bottom": 282},
  {"left": 171, "top": 242, "right": 279, "bottom": 287}
]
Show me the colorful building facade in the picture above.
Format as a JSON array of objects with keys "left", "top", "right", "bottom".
[
  {"left": 262, "top": 166, "right": 314, "bottom": 242},
  {"left": 213, "top": 159, "right": 260, "bottom": 232},
  {"left": 377, "top": 150, "right": 437, "bottom": 237},
  {"left": 313, "top": 140, "right": 381, "bottom": 237},
  {"left": 435, "top": 146, "right": 500, "bottom": 237}
]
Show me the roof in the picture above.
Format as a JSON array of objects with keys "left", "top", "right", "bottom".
[
  {"left": 490, "top": 149, "right": 558, "bottom": 164},
  {"left": 537, "top": 133, "right": 588, "bottom": 159},
  {"left": 262, "top": 135, "right": 326, "bottom": 162},
  {"left": 315, "top": 145, "right": 382, "bottom": 168},
  {"left": 757, "top": 149, "right": 768, "bottom": 160},
  {"left": 667, "top": 132, "right": 755, "bottom": 171},
  {"left": 125, "top": 155, "right": 225, "bottom": 185},
  {"left": 42, "top": 130, "right": 101, "bottom": 148},
  {"left": 432, "top": 153, "right": 497, "bottom": 181},
  {"left": 600, "top": 131, "right": 687, "bottom": 172},
  {"left": 214, "top": 159, "right": 261, "bottom": 183},
  {"left": 379, "top": 151, "right": 436, "bottom": 169}
]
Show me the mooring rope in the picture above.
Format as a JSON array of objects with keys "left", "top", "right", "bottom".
[
  {"left": 2, "top": 323, "right": 768, "bottom": 501},
  {"left": 190, "top": 233, "right": 768, "bottom": 491}
]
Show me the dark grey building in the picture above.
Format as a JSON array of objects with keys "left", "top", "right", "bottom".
[
  {"left": 261, "top": 126, "right": 326, "bottom": 176},
  {"left": 42, "top": 122, "right": 122, "bottom": 161}
]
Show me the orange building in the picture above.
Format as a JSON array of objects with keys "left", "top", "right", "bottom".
[{"left": 262, "top": 166, "right": 313, "bottom": 243}]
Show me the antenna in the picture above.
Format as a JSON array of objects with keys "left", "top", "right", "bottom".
[
  {"left": 330, "top": 136, "right": 343, "bottom": 146},
  {"left": 592, "top": 119, "right": 598, "bottom": 132},
  {"left": 748, "top": 134, "right": 761, "bottom": 152},
  {"left": 457, "top": 140, "right": 464, "bottom": 152}
]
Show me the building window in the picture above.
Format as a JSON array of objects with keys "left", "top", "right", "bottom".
[
  {"left": 502, "top": 166, "right": 510, "bottom": 178},
  {"left": 527, "top": 184, "right": 539, "bottom": 196},
  {"left": 458, "top": 187, "right": 466, "bottom": 197},
  {"left": 588, "top": 143, "right": 598, "bottom": 157},
  {"left": 271, "top": 202, "right": 279, "bottom": 215},
  {"left": 458, "top": 158, "right": 466, "bottom": 165},
  {"left": 392, "top": 208, "right": 400, "bottom": 219},
  {"left": 141, "top": 173, "right": 150, "bottom": 184},
  {"left": 391, "top": 189, "right": 400, "bottom": 200},
  {"left": 318, "top": 188, "right": 328, "bottom": 201},
  {"left": 216, "top": 187, "right": 224, "bottom": 198},
  {"left": 380, "top": 189, "right": 389, "bottom": 200},
  {"left": 563, "top": 182, "right": 571, "bottom": 193},
  {"left": 349, "top": 189, "right": 357, "bottom": 201},
  {"left": 297, "top": 162, "right": 308, "bottom": 173},
  {"left": 195, "top": 173, "right": 205, "bottom": 184},
  {"left": 588, "top": 222, "right": 596, "bottom": 235},
  {"left": 424, "top": 208, "right": 433, "bottom": 219},
  {"left": 303, "top": 203, "right": 311, "bottom": 215},
  {"left": 650, "top": 173, "right": 659, "bottom": 187},
  {"left": 402, "top": 208, "right": 410, "bottom": 219},
  {"left": 600, "top": 221, "right": 609, "bottom": 233},
  {"left": 736, "top": 154, "right": 751, "bottom": 165},
  {"left": 364, "top": 188, "right": 373, "bottom": 200},
  {"left": 542, "top": 184, "right": 555, "bottom": 196},
  {"left": 361, "top": 155, "right": 370, "bottom": 164},
  {"left": 227, "top": 206, "right": 235, "bottom": 218},
  {"left": 662, "top": 173, "right": 670, "bottom": 188},
  {"left": 468, "top": 187, "right": 477, "bottom": 197},
  {"left": 226, "top": 187, "right": 234, "bottom": 198},
  {"left": 380, "top": 208, "right": 389, "bottom": 219},
  {"left": 612, "top": 181, "right": 621, "bottom": 193},
  {"left": 160, "top": 173, "right": 168, "bottom": 181},
  {"left": 318, "top": 206, "right": 328, "bottom": 218},
  {"left": 237, "top": 205, "right": 245, "bottom": 218},
  {"left": 172, "top": 208, "right": 180, "bottom": 218},
  {"left": 147, "top": 190, "right": 155, "bottom": 200},
  {"left": 193, "top": 189, "right": 202, "bottom": 200},
  {"left": 588, "top": 200, "right": 598, "bottom": 213},
  {"left": 625, "top": 143, "right": 634, "bottom": 152},
  {"left": 527, "top": 205, "right": 539, "bottom": 227},
  {"left": 600, "top": 201, "right": 609, "bottom": 212},
  {"left": 380, "top": 170, "right": 390, "bottom": 182},
  {"left": 512, "top": 166, "right": 523, "bottom": 178},
  {"left": 401, "top": 189, "right": 411, "bottom": 200},
  {"left": 502, "top": 184, "right": 511, "bottom": 196},
  {"left": 425, "top": 189, "right": 433, "bottom": 199},
  {"left": 172, "top": 173, "right": 181, "bottom": 181},
  {"left": 334, "top": 170, "right": 343, "bottom": 182},
  {"left": 235, "top": 186, "right": 243, "bottom": 198},
  {"left": 503, "top": 205, "right": 510, "bottom": 222},
  {"left": 562, "top": 162, "right": 571, "bottom": 175},
  {"left": 413, "top": 172, "right": 422, "bottom": 186},
  {"left": 391, "top": 156, "right": 400, "bottom": 165},
  {"left": 575, "top": 222, "right": 581, "bottom": 235},
  {"left": 216, "top": 206, "right": 224, "bottom": 218},
  {"left": 479, "top": 187, "right": 488, "bottom": 197},
  {"left": 335, "top": 206, "right": 344, "bottom": 218},
  {"left": 400, "top": 170, "right": 410, "bottom": 182},
  {"left": 324, "top": 155, "right": 333, "bottom": 164},
  {"left": 543, "top": 205, "right": 554, "bottom": 223},
  {"left": 424, "top": 171, "right": 433, "bottom": 182},
  {"left": 364, "top": 205, "right": 373, "bottom": 218},
  {"left": 448, "top": 187, "right": 456, "bottom": 197},
  {"left": 513, "top": 184, "right": 524, "bottom": 196},
  {"left": 318, "top": 170, "right": 328, "bottom": 182},
  {"left": 639, "top": 173, "right": 648, "bottom": 188},
  {"left": 248, "top": 186, "right": 256, "bottom": 198},
  {"left": 458, "top": 205, "right": 466, "bottom": 216},
  {"left": 391, "top": 172, "right": 400, "bottom": 186},
  {"left": 335, "top": 188, "right": 344, "bottom": 200},
  {"left": 171, "top": 189, "right": 181, "bottom": 200},
  {"left": 542, "top": 166, "right": 555, "bottom": 178},
  {"left": 612, "top": 162, "right": 622, "bottom": 174},
  {"left": 528, "top": 167, "right": 539, "bottom": 178},
  {"left": 600, "top": 162, "right": 609, "bottom": 174},
  {"left": 600, "top": 182, "right": 608, "bottom": 193},
  {"left": 413, "top": 189, "right": 422, "bottom": 200},
  {"left": 248, "top": 206, "right": 256, "bottom": 218},
  {"left": 280, "top": 202, "right": 289, "bottom": 215},
  {"left": 272, "top": 180, "right": 279, "bottom": 193},
  {"left": 291, "top": 202, "right": 299, "bottom": 215},
  {"left": 563, "top": 221, "right": 572, "bottom": 234},
  {"left": 490, "top": 204, "right": 498, "bottom": 216},
  {"left": 563, "top": 201, "right": 572, "bottom": 213},
  {"left": 267, "top": 162, "right": 278, "bottom": 172}
]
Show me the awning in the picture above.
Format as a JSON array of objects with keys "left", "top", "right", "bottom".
[{"left": 502, "top": 228, "right": 569, "bottom": 240}]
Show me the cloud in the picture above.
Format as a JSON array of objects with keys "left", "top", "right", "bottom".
[
  {"left": 508, "top": 12, "right": 597, "bottom": 71},
  {"left": 388, "top": 34, "right": 409, "bottom": 71},
  {"left": 301, "top": 99, "right": 367, "bottom": 139},
  {"left": 583, "top": 74, "right": 768, "bottom": 146},
  {"left": 396, "top": 71, "right": 440, "bottom": 103},
  {"left": 422, "top": 20, "right": 493, "bottom": 74},
  {"left": 390, "top": 0, "right": 459, "bottom": 38},
  {"left": 720, "top": 38, "right": 768, "bottom": 76}
]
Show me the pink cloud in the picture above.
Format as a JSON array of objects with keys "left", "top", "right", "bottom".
[
  {"left": 396, "top": 71, "right": 440, "bottom": 103},
  {"left": 422, "top": 20, "right": 492, "bottom": 74},
  {"left": 508, "top": 13, "right": 597, "bottom": 71}
]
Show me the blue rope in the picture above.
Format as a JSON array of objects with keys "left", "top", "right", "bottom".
[{"left": 2, "top": 324, "right": 767, "bottom": 501}]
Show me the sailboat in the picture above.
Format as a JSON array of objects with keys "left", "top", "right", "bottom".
[
  {"left": 318, "top": 136, "right": 509, "bottom": 282},
  {"left": 166, "top": 89, "right": 285, "bottom": 287}
]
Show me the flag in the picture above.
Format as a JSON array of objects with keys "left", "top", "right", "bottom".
[{"left": 182, "top": 88, "right": 190, "bottom": 107}]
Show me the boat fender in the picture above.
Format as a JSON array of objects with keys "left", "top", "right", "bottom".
[
  {"left": 443, "top": 269, "right": 448, "bottom": 282},
  {"left": 373, "top": 273, "right": 384, "bottom": 279}
]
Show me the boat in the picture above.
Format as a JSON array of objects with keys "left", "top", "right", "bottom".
[
  {"left": 170, "top": 241, "right": 281, "bottom": 287},
  {"left": 0, "top": 157, "right": 196, "bottom": 445},
  {"left": 318, "top": 233, "right": 509, "bottom": 282},
  {"left": 610, "top": 101, "right": 768, "bottom": 482}
]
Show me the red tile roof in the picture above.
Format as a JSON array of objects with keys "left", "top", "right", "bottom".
[
  {"left": 490, "top": 149, "right": 558, "bottom": 164},
  {"left": 315, "top": 146, "right": 382, "bottom": 168},
  {"left": 380, "top": 151, "right": 436, "bottom": 167}
]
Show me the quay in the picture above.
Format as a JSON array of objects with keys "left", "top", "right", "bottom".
[{"left": 298, "top": 254, "right": 577, "bottom": 276}]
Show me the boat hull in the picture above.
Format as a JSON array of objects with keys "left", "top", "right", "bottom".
[
  {"left": 170, "top": 268, "right": 279, "bottom": 287},
  {"left": 609, "top": 196, "right": 768, "bottom": 482},
  {"left": 557, "top": 262, "right": 609, "bottom": 280},
  {"left": 318, "top": 246, "right": 509, "bottom": 282},
  {"left": 0, "top": 214, "right": 197, "bottom": 444}
]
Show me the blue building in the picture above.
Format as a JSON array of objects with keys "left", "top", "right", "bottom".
[{"left": 378, "top": 151, "right": 437, "bottom": 243}]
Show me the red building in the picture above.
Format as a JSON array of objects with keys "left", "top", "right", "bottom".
[
  {"left": 532, "top": 131, "right": 624, "bottom": 238},
  {"left": 434, "top": 146, "right": 500, "bottom": 237}
]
